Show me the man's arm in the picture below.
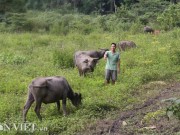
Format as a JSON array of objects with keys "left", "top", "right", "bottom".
[{"left": 104, "top": 51, "right": 108, "bottom": 60}]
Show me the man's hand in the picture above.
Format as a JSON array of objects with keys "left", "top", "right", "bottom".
[{"left": 104, "top": 52, "right": 108, "bottom": 59}]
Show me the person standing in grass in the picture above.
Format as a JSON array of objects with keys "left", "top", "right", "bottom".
[{"left": 104, "top": 43, "right": 120, "bottom": 85}]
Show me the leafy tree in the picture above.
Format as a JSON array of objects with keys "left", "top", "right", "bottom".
[
  {"left": 116, "top": 0, "right": 170, "bottom": 24},
  {"left": 122, "top": 0, "right": 139, "bottom": 7},
  {"left": 157, "top": 3, "right": 180, "bottom": 30},
  {"left": 0, "top": 0, "right": 26, "bottom": 14}
]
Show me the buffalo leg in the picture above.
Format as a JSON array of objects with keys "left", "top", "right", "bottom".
[
  {"left": 23, "top": 92, "right": 34, "bottom": 122},
  {"left": 34, "top": 100, "right": 42, "bottom": 121},
  {"left": 56, "top": 101, "right": 60, "bottom": 112},
  {"left": 62, "top": 99, "right": 67, "bottom": 116},
  {"left": 78, "top": 70, "right": 82, "bottom": 76}
]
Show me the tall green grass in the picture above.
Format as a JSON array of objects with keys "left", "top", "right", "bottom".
[{"left": 0, "top": 29, "right": 179, "bottom": 134}]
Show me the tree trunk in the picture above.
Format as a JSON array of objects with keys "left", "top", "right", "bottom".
[{"left": 110, "top": 0, "right": 114, "bottom": 13}]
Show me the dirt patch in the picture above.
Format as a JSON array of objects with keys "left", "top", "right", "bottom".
[{"left": 80, "top": 82, "right": 180, "bottom": 135}]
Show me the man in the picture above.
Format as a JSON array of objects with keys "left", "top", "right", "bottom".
[{"left": 104, "top": 43, "right": 120, "bottom": 85}]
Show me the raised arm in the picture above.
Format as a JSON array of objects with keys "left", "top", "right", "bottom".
[{"left": 104, "top": 51, "right": 108, "bottom": 60}]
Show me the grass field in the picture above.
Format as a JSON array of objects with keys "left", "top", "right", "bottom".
[{"left": 0, "top": 29, "right": 179, "bottom": 134}]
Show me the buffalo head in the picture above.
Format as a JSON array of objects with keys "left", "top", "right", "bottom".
[{"left": 71, "top": 93, "right": 82, "bottom": 107}]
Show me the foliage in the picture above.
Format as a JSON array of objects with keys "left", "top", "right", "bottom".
[
  {"left": 0, "top": 0, "right": 179, "bottom": 34},
  {"left": 157, "top": 3, "right": 180, "bottom": 30},
  {"left": 116, "top": 0, "right": 170, "bottom": 25},
  {"left": 0, "top": 52, "right": 28, "bottom": 65},
  {"left": 0, "top": 0, "right": 178, "bottom": 16},
  {"left": 0, "top": 0, "right": 179, "bottom": 33},
  {"left": 162, "top": 97, "right": 180, "bottom": 120},
  {"left": 78, "top": 0, "right": 100, "bottom": 14},
  {"left": 0, "top": 0, "right": 26, "bottom": 13},
  {"left": 0, "top": 25, "right": 179, "bottom": 134},
  {"left": 116, "top": 5, "right": 136, "bottom": 23},
  {"left": 53, "top": 49, "right": 74, "bottom": 68},
  {"left": 129, "top": 20, "right": 143, "bottom": 34},
  {"left": 166, "top": 29, "right": 180, "bottom": 66},
  {"left": 0, "top": 1, "right": 179, "bottom": 134},
  {"left": 142, "top": 110, "right": 166, "bottom": 124}
]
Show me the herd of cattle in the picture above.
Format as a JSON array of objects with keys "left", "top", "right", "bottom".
[{"left": 23, "top": 26, "right": 158, "bottom": 121}]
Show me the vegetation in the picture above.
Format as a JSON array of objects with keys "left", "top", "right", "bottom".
[
  {"left": 162, "top": 97, "right": 180, "bottom": 120},
  {"left": 0, "top": 28, "right": 179, "bottom": 134},
  {"left": 0, "top": 0, "right": 180, "bottom": 134},
  {"left": 0, "top": 1, "right": 180, "bottom": 33}
]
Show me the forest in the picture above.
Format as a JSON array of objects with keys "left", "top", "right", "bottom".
[{"left": 0, "top": 0, "right": 180, "bottom": 33}]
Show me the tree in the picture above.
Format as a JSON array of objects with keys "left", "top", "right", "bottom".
[
  {"left": 0, "top": 0, "right": 26, "bottom": 14},
  {"left": 157, "top": 3, "right": 180, "bottom": 30}
]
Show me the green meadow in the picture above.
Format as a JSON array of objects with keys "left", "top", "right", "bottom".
[{"left": 0, "top": 29, "right": 179, "bottom": 134}]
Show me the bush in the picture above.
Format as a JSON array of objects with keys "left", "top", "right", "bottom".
[
  {"left": 157, "top": 3, "right": 180, "bottom": 30},
  {"left": 170, "top": 49, "right": 180, "bottom": 65},
  {"left": 129, "top": 20, "right": 143, "bottom": 34},
  {"left": 162, "top": 97, "right": 180, "bottom": 120},
  {"left": 0, "top": 53, "right": 28, "bottom": 65},
  {"left": 53, "top": 49, "right": 74, "bottom": 68},
  {"left": 168, "top": 39, "right": 180, "bottom": 65}
]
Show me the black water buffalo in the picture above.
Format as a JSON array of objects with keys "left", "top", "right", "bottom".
[
  {"left": 75, "top": 54, "right": 98, "bottom": 76},
  {"left": 23, "top": 76, "right": 82, "bottom": 121},
  {"left": 144, "top": 26, "right": 154, "bottom": 33},
  {"left": 74, "top": 49, "right": 108, "bottom": 76},
  {"left": 117, "top": 41, "right": 137, "bottom": 51}
]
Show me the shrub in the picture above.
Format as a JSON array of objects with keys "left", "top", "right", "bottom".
[
  {"left": 5, "top": 13, "right": 28, "bottom": 32},
  {"left": 162, "top": 97, "right": 180, "bottom": 120},
  {"left": 129, "top": 20, "right": 143, "bottom": 34},
  {"left": 157, "top": 3, "right": 180, "bottom": 30},
  {"left": 53, "top": 49, "right": 74, "bottom": 68},
  {"left": 170, "top": 50, "right": 180, "bottom": 65},
  {"left": 168, "top": 41, "right": 180, "bottom": 66},
  {"left": 143, "top": 110, "right": 166, "bottom": 124},
  {"left": 0, "top": 53, "right": 28, "bottom": 65},
  {"left": 50, "top": 15, "right": 73, "bottom": 35}
]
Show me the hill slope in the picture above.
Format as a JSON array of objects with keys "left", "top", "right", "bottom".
[{"left": 80, "top": 81, "right": 180, "bottom": 135}]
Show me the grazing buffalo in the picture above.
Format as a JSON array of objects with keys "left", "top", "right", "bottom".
[
  {"left": 23, "top": 76, "right": 82, "bottom": 121},
  {"left": 75, "top": 54, "right": 98, "bottom": 76},
  {"left": 144, "top": 26, "right": 154, "bottom": 33},
  {"left": 117, "top": 41, "right": 137, "bottom": 51},
  {"left": 74, "top": 49, "right": 108, "bottom": 76}
]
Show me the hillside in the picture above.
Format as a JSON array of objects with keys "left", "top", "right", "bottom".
[
  {"left": 80, "top": 81, "right": 180, "bottom": 135},
  {"left": 0, "top": 29, "right": 179, "bottom": 134}
]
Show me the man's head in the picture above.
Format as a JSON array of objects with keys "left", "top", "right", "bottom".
[{"left": 111, "top": 43, "right": 117, "bottom": 52}]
